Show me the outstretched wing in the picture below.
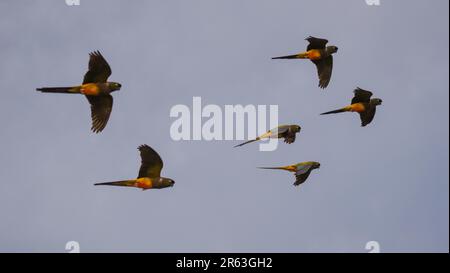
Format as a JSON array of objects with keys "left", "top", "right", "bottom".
[
  {"left": 306, "top": 36, "right": 328, "bottom": 51},
  {"left": 83, "top": 51, "right": 112, "bottom": 84},
  {"left": 352, "top": 88, "right": 373, "bottom": 104},
  {"left": 86, "top": 94, "right": 113, "bottom": 133},
  {"left": 293, "top": 163, "right": 314, "bottom": 186},
  {"left": 359, "top": 106, "right": 377, "bottom": 127},
  {"left": 283, "top": 130, "right": 297, "bottom": 144},
  {"left": 313, "top": 56, "right": 333, "bottom": 89},
  {"left": 138, "top": 145, "right": 164, "bottom": 178}
]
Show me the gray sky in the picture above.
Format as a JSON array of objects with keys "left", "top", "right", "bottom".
[{"left": 0, "top": 0, "right": 448, "bottom": 253}]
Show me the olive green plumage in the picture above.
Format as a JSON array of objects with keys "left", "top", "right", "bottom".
[
  {"left": 259, "top": 161, "right": 321, "bottom": 187},
  {"left": 234, "top": 124, "right": 301, "bottom": 148}
]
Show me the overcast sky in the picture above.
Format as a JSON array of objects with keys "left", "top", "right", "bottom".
[{"left": 0, "top": 0, "right": 448, "bottom": 252}]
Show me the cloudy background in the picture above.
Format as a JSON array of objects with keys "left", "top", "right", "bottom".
[{"left": 0, "top": 0, "right": 448, "bottom": 252}]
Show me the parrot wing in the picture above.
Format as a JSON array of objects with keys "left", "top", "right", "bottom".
[
  {"left": 138, "top": 145, "right": 164, "bottom": 178},
  {"left": 312, "top": 56, "right": 333, "bottom": 89},
  {"left": 283, "top": 131, "right": 297, "bottom": 144},
  {"left": 359, "top": 105, "right": 377, "bottom": 127},
  {"left": 294, "top": 172, "right": 312, "bottom": 186},
  {"left": 83, "top": 51, "right": 112, "bottom": 84},
  {"left": 293, "top": 163, "right": 314, "bottom": 186},
  {"left": 270, "top": 125, "right": 290, "bottom": 138},
  {"left": 295, "top": 163, "right": 314, "bottom": 175},
  {"left": 86, "top": 94, "right": 113, "bottom": 133},
  {"left": 306, "top": 36, "right": 328, "bottom": 51},
  {"left": 352, "top": 88, "right": 373, "bottom": 104}
]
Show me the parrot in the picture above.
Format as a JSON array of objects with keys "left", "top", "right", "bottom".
[
  {"left": 36, "top": 51, "right": 122, "bottom": 133},
  {"left": 273, "top": 36, "right": 338, "bottom": 89},
  {"left": 259, "top": 161, "right": 321, "bottom": 187},
  {"left": 321, "top": 87, "right": 382, "bottom": 126},
  {"left": 94, "top": 145, "right": 175, "bottom": 191},
  {"left": 234, "top": 124, "right": 301, "bottom": 148}
]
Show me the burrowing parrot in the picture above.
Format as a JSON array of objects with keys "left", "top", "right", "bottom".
[
  {"left": 259, "top": 161, "right": 321, "bottom": 187},
  {"left": 94, "top": 145, "right": 175, "bottom": 191},
  {"left": 272, "top": 36, "right": 338, "bottom": 89},
  {"left": 36, "top": 51, "right": 121, "bottom": 133},
  {"left": 321, "top": 88, "right": 382, "bottom": 127},
  {"left": 234, "top": 124, "right": 301, "bottom": 148}
]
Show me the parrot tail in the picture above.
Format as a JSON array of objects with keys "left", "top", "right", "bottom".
[
  {"left": 94, "top": 180, "right": 137, "bottom": 187},
  {"left": 272, "top": 52, "right": 308, "bottom": 60},
  {"left": 320, "top": 107, "right": 349, "bottom": 115},
  {"left": 234, "top": 137, "right": 260, "bottom": 148},
  {"left": 258, "top": 166, "right": 293, "bottom": 172},
  {"left": 36, "top": 87, "right": 77, "bottom": 93}
]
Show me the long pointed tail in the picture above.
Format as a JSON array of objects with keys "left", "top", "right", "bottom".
[
  {"left": 272, "top": 52, "right": 308, "bottom": 60},
  {"left": 36, "top": 87, "right": 76, "bottom": 94},
  {"left": 234, "top": 137, "right": 260, "bottom": 148},
  {"left": 320, "top": 107, "right": 348, "bottom": 115},
  {"left": 94, "top": 180, "right": 137, "bottom": 187},
  {"left": 258, "top": 166, "right": 292, "bottom": 171}
]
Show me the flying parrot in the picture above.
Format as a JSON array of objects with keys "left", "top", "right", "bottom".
[
  {"left": 321, "top": 87, "right": 383, "bottom": 126},
  {"left": 272, "top": 36, "right": 338, "bottom": 89},
  {"left": 259, "top": 161, "right": 321, "bottom": 187},
  {"left": 94, "top": 145, "right": 175, "bottom": 191},
  {"left": 36, "top": 51, "right": 122, "bottom": 133},
  {"left": 234, "top": 124, "right": 301, "bottom": 148}
]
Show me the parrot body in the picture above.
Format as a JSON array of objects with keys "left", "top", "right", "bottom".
[
  {"left": 234, "top": 124, "right": 301, "bottom": 148},
  {"left": 259, "top": 161, "right": 321, "bottom": 186},
  {"left": 272, "top": 48, "right": 329, "bottom": 61},
  {"left": 321, "top": 88, "right": 382, "bottom": 126},
  {"left": 272, "top": 36, "right": 338, "bottom": 88},
  {"left": 94, "top": 177, "right": 173, "bottom": 190},
  {"left": 94, "top": 145, "right": 175, "bottom": 191},
  {"left": 37, "top": 82, "right": 120, "bottom": 96},
  {"left": 36, "top": 51, "right": 122, "bottom": 133}
]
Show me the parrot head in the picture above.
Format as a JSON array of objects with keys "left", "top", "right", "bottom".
[
  {"left": 161, "top": 178, "right": 175, "bottom": 188},
  {"left": 310, "top": 162, "right": 321, "bottom": 169},
  {"left": 292, "top": 125, "right": 302, "bottom": 133},
  {"left": 326, "top": 46, "right": 338, "bottom": 55},
  {"left": 108, "top": 82, "right": 122, "bottom": 92},
  {"left": 371, "top": 98, "right": 383, "bottom": 106}
]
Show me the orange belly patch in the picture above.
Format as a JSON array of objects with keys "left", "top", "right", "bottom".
[
  {"left": 136, "top": 177, "right": 153, "bottom": 189},
  {"left": 285, "top": 165, "right": 298, "bottom": 172},
  {"left": 307, "top": 50, "right": 322, "bottom": 60},
  {"left": 350, "top": 103, "right": 366, "bottom": 113},
  {"left": 80, "top": 83, "right": 101, "bottom": 96}
]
